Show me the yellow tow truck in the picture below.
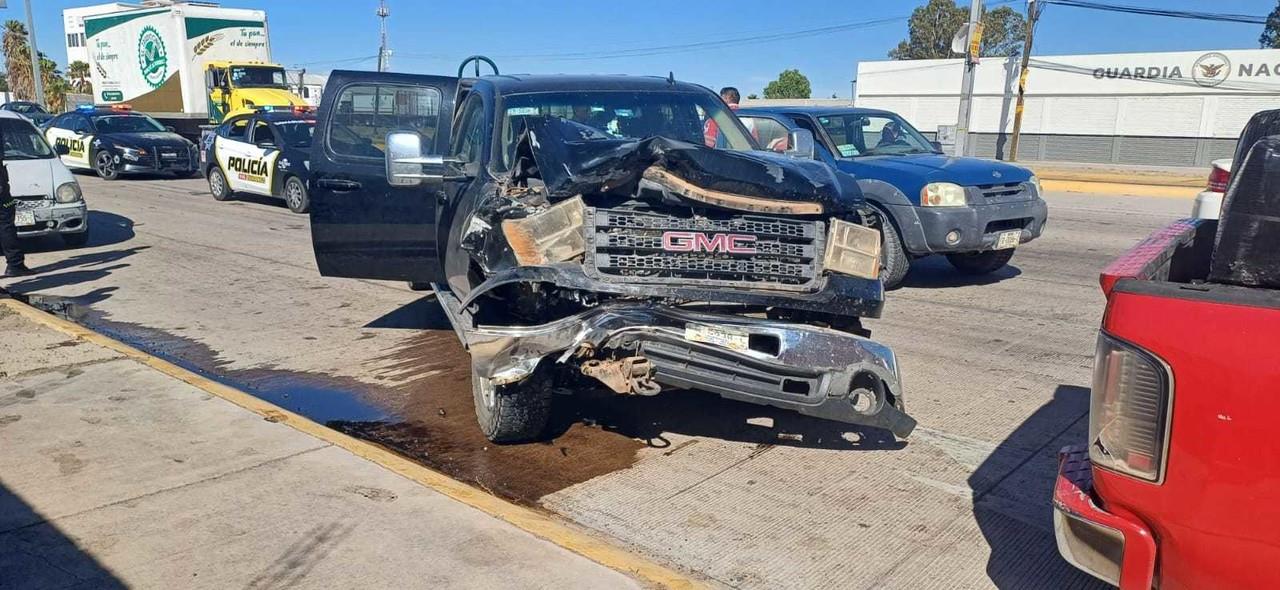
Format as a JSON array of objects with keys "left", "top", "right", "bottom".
[{"left": 204, "top": 61, "right": 307, "bottom": 124}]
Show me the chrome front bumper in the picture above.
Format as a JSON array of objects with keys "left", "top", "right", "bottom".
[{"left": 447, "top": 298, "right": 915, "bottom": 437}]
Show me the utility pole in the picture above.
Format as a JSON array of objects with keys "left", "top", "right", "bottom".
[
  {"left": 1008, "top": 0, "right": 1040, "bottom": 161},
  {"left": 953, "top": 0, "right": 983, "bottom": 158},
  {"left": 376, "top": 0, "right": 391, "bottom": 72},
  {"left": 24, "top": 0, "right": 45, "bottom": 107}
]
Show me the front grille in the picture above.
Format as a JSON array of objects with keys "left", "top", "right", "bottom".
[
  {"left": 976, "top": 182, "right": 1032, "bottom": 203},
  {"left": 13, "top": 196, "right": 51, "bottom": 209},
  {"left": 585, "top": 208, "right": 823, "bottom": 291}
]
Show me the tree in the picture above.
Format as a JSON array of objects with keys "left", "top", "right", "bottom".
[
  {"left": 1262, "top": 1, "right": 1280, "bottom": 48},
  {"left": 67, "top": 60, "right": 92, "bottom": 94},
  {"left": 40, "top": 54, "right": 67, "bottom": 112},
  {"left": 763, "top": 69, "right": 811, "bottom": 99},
  {"left": 746, "top": 93, "right": 758, "bottom": 100},
  {"left": 3, "top": 20, "right": 33, "bottom": 101},
  {"left": 888, "top": 0, "right": 1026, "bottom": 60}
]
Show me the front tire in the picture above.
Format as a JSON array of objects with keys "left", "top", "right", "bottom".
[
  {"left": 94, "top": 152, "right": 120, "bottom": 181},
  {"left": 878, "top": 213, "right": 911, "bottom": 289},
  {"left": 208, "top": 167, "right": 233, "bottom": 201},
  {"left": 946, "top": 249, "right": 1016, "bottom": 275},
  {"left": 284, "top": 176, "right": 310, "bottom": 214},
  {"left": 472, "top": 365, "right": 552, "bottom": 444}
]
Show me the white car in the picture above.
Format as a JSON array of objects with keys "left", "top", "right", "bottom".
[
  {"left": 1, "top": 111, "right": 89, "bottom": 247},
  {"left": 1191, "top": 158, "right": 1231, "bottom": 220}
]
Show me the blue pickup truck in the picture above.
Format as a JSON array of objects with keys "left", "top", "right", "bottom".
[{"left": 737, "top": 107, "right": 1048, "bottom": 288}]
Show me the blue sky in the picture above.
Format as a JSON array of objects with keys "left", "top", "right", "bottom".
[{"left": 5, "top": 0, "right": 1277, "bottom": 97}]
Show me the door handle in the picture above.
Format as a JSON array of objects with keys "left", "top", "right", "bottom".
[{"left": 316, "top": 178, "right": 362, "bottom": 192}]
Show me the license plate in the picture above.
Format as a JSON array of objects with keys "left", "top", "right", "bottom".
[
  {"left": 160, "top": 151, "right": 178, "bottom": 159},
  {"left": 995, "top": 230, "right": 1021, "bottom": 250},
  {"left": 14, "top": 210, "right": 35, "bottom": 226},
  {"left": 684, "top": 323, "right": 749, "bottom": 351}
]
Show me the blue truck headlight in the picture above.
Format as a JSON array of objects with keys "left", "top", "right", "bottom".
[
  {"left": 55, "top": 182, "right": 83, "bottom": 204},
  {"left": 824, "top": 218, "right": 881, "bottom": 280},
  {"left": 921, "top": 182, "right": 967, "bottom": 207}
]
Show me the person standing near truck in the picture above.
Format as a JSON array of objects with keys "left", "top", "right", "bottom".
[
  {"left": 703, "top": 87, "right": 741, "bottom": 147},
  {"left": 0, "top": 123, "right": 33, "bottom": 277}
]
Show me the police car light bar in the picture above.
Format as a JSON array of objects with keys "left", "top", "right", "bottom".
[
  {"left": 76, "top": 104, "right": 96, "bottom": 112},
  {"left": 256, "top": 105, "right": 315, "bottom": 114}
]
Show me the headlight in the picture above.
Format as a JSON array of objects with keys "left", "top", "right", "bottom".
[
  {"left": 1088, "top": 333, "right": 1173, "bottom": 482},
  {"left": 55, "top": 181, "right": 82, "bottom": 204},
  {"left": 920, "top": 182, "right": 967, "bottom": 207},
  {"left": 823, "top": 218, "right": 881, "bottom": 280},
  {"left": 1029, "top": 175, "right": 1043, "bottom": 196},
  {"left": 501, "top": 196, "right": 586, "bottom": 265},
  {"left": 119, "top": 146, "right": 146, "bottom": 161}
]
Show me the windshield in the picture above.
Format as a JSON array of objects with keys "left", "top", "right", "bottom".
[
  {"left": 274, "top": 119, "right": 315, "bottom": 147},
  {"left": 231, "top": 66, "right": 287, "bottom": 89},
  {"left": 1, "top": 119, "right": 55, "bottom": 160},
  {"left": 7, "top": 103, "right": 45, "bottom": 114},
  {"left": 499, "top": 90, "right": 752, "bottom": 170},
  {"left": 92, "top": 114, "right": 167, "bottom": 134},
  {"left": 816, "top": 113, "right": 937, "bottom": 157}
]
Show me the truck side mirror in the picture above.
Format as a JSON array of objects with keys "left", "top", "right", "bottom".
[
  {"left": 385, "top": 131, "right": 444, "bottom": 187},
  {"left": 783, "top": 128, "right": 816, "bottom": 160},
  {"left": 930, "top": 140, "right": 944, "bottom": 152}
]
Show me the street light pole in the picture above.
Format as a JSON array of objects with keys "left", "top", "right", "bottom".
[
  {"left": 953, "top": 0, "right": 983, "bottom": 158},
  {"left": 1008, "top": 0, "right": 1040, "bottom": 161},
  {"left": 24, "top": 0, "right": 45, "bottom": 107}
]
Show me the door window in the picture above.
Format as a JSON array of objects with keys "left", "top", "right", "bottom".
[
  {"left": 71, "top": 116, "right": 93, "bottom": 135},
  {"left": 48, "top": 113, "right": 70, "bottom": 130},
  {"left": 450, "top": 95, "right": 485, "bottom": 169},
  {"left": 251, "top": 120, "right": 276, "bottom": 147},
  {"left": 740, "top": 116, "right": 790, "bottom": 152},
  {"left": 327, "top": 83, "right": 442, "bottom": 159},
  {"left": 220, "top": 117, "right": 249, "bottom": 141}
]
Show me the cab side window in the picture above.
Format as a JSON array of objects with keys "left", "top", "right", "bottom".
[
  {"left": 220, "top": 117, "right": 249, "bottom": 141},
  {"left": 71, "top": 116, "right": 93, "bottom": 135},
  {"left": 328, "top": 83, "right": 441, "bottom": 159},
  {"left": 48, "top": 114, "right": 70, "bottom": 130},
  {"left": 450, "top": 95, "right": 485, "bottom": 169},
  {"left": 741, "top": 116, "right": 790, "bottom": 152},
  {"left": 251, "top": 120, "right": 276, "bottom": 147}
]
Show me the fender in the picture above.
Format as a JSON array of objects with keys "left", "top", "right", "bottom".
[{"left": 857, "top": 178, "right": 930, "bottom": 255}]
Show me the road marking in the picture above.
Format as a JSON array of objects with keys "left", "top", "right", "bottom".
[{"left": 0, "top": 297, "right": 706, "bottom": 590}]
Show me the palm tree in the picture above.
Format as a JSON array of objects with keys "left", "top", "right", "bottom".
[
  {"left": 39, "top": 54, "right": 66, "bottom": 112},
  {"left": 2, "top": 20, "right": 33, "bottom": 101},
  {"left": 67, "top": 60, "right": 92, "bottom": 94}
]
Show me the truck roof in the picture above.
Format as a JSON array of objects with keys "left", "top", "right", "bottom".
[
  {"left": 738, "top": 106, "right": 899, "bottom": 118},
  {"left": 478, "top": 74, "right": 710, "bottom": 95}
]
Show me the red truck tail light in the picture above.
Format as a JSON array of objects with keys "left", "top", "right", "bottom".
[
  {"left": 1207, "top": 165, "right": 1230, "bottom": 193},
  {"left": 1089, "top": 333, "right": 1173, "bottom": 482}
]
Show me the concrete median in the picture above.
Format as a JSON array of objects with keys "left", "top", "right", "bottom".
[{"left": 1026, "top": 162, "right": 1205, "bottom": 198}]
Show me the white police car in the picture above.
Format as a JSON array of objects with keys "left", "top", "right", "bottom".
[{"left": 203, "top": 106, "right": 316, "bottom": 213}]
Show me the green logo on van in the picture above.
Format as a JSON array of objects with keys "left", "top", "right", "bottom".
[
  {"left": 137, "top": 26, "right": 168, "bottom": 89},
  {"left": 101, "top": 90, "right": 124, "bottom": 102}
]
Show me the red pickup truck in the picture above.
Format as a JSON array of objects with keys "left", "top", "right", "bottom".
[{"left": 1053, "top": 137, "right": 1280, "bottom": 588}]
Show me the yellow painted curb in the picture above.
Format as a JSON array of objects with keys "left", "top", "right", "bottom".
[
  {"left": 1041, "top": 179, "right": 1198, "bottom": 199},
  {"left": 0, "top": 297, "right": 705, "bottom": 590}
]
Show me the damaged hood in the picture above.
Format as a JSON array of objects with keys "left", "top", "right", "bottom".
[{"left": 514, "top": 116, "right": 864, "bottom": 214}]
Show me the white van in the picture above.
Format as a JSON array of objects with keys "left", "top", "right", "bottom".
[{"left": 1, "top": 111, "right": 89, "bottom": 246}]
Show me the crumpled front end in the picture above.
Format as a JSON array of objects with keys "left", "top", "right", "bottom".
[{"left": 443, "top": 116, "right": 914, "bottom": 436}]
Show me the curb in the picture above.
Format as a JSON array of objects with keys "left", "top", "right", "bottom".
[
  {"left": 1040, "top": 179, "right": 1199, "bottom": 199},
  {"left": 0, "top": 297, "right": 706, "bottom": 590}
]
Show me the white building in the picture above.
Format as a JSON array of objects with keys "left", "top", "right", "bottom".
[
  {"left": 63, "top": 3, "right": 141, "bottom": 66},
  {"left": 855, "top": 49, "right": 1280, "bottom": 167}
]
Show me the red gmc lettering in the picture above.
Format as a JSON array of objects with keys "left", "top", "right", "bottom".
[{"left": 661, "top": 231, "right": 757, "bottom": 254}]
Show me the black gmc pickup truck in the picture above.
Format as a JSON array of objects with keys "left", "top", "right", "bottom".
[{"left": 307, "top": 63, "right": 917, "bottom": 443}]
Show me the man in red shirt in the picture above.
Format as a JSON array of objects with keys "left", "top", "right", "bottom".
[{"left": 703, "top": 86, "right": 740, "bottom": 148}]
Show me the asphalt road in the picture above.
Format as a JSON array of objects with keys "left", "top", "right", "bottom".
[{"left": 3, "top": 172, "right": 1188, "bottom": 589}]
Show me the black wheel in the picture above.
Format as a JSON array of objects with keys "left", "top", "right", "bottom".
[
  {"left": 946, "top": 249, "right": 1016, "bottom": 275},
  {"left": 94, "top": 151, "right": 120, "bottom": 180},
  {"left": 472, "top": 365, "right": 552, "bottom": 444},
  {"left": 878, "top": 212, "right": 910, "bottom": 289},
  {"left": 208, "top": 167, "right": 233, "bottom": 201},
  {"left": 62, "top": 228, "right": 90, "bottom": 248},
  {"left": 284, "top": 176, "right": 310, "bottom": 214}
]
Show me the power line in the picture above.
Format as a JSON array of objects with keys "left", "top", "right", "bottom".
[{"left": 1038, "top": 0, "right": 1268, "bottom": 25}]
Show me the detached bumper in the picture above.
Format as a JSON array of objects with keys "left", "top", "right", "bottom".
[
  {"left": 890, "top": 197, "right": 1048, "bottom": 255},
  {"left": 1053, "top": 445, "right": 1156, "bottom": 589},
  {"left": 461, "top": 301, "right": 915, "bottom": 437}
]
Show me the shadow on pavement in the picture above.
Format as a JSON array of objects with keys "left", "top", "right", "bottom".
[
  {"left": 900, "top": 256, "right": 1023, "bottom": 289},
  {"left": 549, "top": 387, "right": 907, "bottom": 451},
  {"left": 364, "top": 295, "right": 451, "bottom": 330},
  {"left": 0, "top": 481, "right": 126, "bottom": 589},
  {"left": 19, "top": 211, "right": 137, "bottom": 254},
  {"left": 970, "top": 384, "right": 1106, "bottom": 589}
]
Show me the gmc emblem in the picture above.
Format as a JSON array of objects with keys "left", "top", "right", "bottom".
[{"left": 661, "top": 231, "right": 758, "bottom": 254}]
